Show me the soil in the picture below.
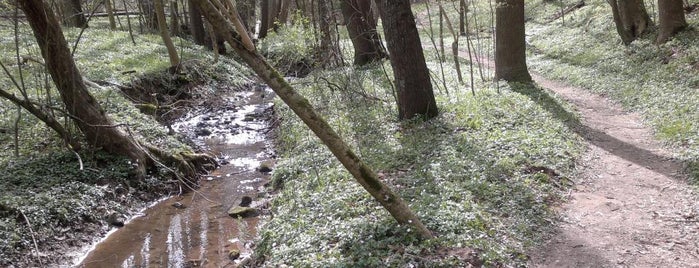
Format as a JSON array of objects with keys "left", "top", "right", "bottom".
[{"left": 525, "top": 74, "right": 699, "bottom": 267}]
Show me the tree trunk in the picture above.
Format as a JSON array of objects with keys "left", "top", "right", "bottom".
[
  {"left": 155, "top": 0, "right": 180, "bottom": 67},
  {"left": 105, "top": 0, "right": 117, "bottom": 30},
  {"left": 169, "top": 0, "right": 180, "bottom": 36},
  {"left": 279, "top": 0, "right": 291, "bottom": 25},
  {"left": 375, "top": 0, "right": 438, "bottom": 120},
  {"left": 189, "top": 0, "right": 206, "bottom": 45},
  {"left": 341, "top": 0, "right": 388, "bottom": 65},
  {"left": 19, "top": 0, "right": 149, "bottom": 174},
  {"left": 656, "top": 0, "right": 687, "bottom": 44},
  {"left": 196, "top": 0, "right": 433, "bottom": 239},
  {"left": 495, "top": 0, "right": 531, "bottom": 82},
  {"left": 260, "top": 0, "right": 270, "bottom": 38},
  {"left": 62, "top": 0, "right": 88, "bottom": 28},
  {"left": 139, "top": 0, "right": 159, "bottom": 31},
  {"left": 317, "top": 0, "right": 340, "bottom": 66},
  {"left": 608, "top": 0, "right": 652, "bottom": 45}
]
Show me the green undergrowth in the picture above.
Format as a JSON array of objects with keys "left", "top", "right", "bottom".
[
  {"left": 523, "top": 0, "right": 699, "bottom": 181},
  {"left": 256, "top": 53, "right": 584, "bottom": 265},
  {"left": 0, "top": 20, "right": 251, "bottom": 266}
]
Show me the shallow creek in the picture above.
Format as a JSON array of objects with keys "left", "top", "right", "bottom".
[{"left": 76, "top": 87, "right": 275, "bottom": 267}]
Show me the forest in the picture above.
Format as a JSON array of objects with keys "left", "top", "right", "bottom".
[{"left": 0, "top": 0, "right": 697, "bottom": 267}]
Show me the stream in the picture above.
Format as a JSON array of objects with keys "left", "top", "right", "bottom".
[{"left": 75, "top": 86, "right": 275, "bottom": 267}]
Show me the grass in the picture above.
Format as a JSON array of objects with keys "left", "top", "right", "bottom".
[
  {"left": 522, "top": 0, "right": 699, "bottom": 181},
  {"left": 254, "top": 22, "right": 584, "bottom": 266},
  {"left": 0, "top": 17, "right": 252, "bottom": 266}
]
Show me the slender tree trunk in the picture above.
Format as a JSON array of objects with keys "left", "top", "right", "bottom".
[
  {"left": 237, "top": 0, "right": 257, "bottom": 33},
  {"left": 459, "top": 0, "right": 466, "bottom": 35},
  {"left": 340, "top": 0, "right": 388, "bottom": 65},
  {"left": 656, "top": 0, "right": 687, "bottom": 44},
  {"left": 196, "top": 0, "right": 433, "bottom": 239},
  {"left": 62, "top": 0, "right": 88, "bottom": 28},
  {"left": 608, "top": 0, "right": 652, "bottom": 45},
  {"left": 105, "top": 0, "right": 117, "bottom": 30},
  {"left": 495, "top": 0, "right": 531, "bottom": 82},
  {"left": 375, "top": 0, "right": 438, "bottom": 120},
  {"left": 170, "top": 0, "right": 180, "bottom": 36},
  {"left": 279, "top": 0, "right": 291, "bottom": 25},
  {"left": 154, "top": 0, "right": 180, "bottom": 67},
  {"left": 189, "top": 0, "right": 207, "bottom": 45},
  {"left": 19, "top": 0, "right": 149, "bottom": 175},
  {"left": 139, "top": 0, "right": 159, "bottom": 31}
]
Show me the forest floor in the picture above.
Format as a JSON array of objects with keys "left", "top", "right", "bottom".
[{"left": 522, "top": 72, "right": 699, "bottom": 267}]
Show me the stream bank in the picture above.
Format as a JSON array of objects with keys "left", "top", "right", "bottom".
[{"left": 76, "top": 85, "right": 276, "bottom": 267}]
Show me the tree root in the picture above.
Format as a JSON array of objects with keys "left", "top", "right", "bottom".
[{"left": 143, "top": 143, "right": 218, "bottom": 183}]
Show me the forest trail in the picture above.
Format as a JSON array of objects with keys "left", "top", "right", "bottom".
[
  {"left": 439, "top": 36, "right": 699, "bottom": 264},
  {"left": 521, "top": 73, "right": 699, "bottom": 267}
]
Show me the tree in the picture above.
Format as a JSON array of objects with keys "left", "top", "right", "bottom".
[
  {"left": 195, "top": 0, "right": 433, "bottom": 239},
  {"left": 259, "top": 0, "right": 271, "bottom": 38},
  {"left": 154, "top": 0, "right": 180, "bottom": 67},
  {"left": 495, "top": 0, "right": 532, "bottom": 82},
  {"left": 189, "top": 0, "right": 207, "bottom": 45},
  {"left": 608, "top": 0, "right": 652, "bottom": 45},
  {"left": 237, "top": 0, "right": 256, "bottom": 33},
  {"left": 375, "top": 0, "right": 438, "bottom": 120},
  {"left": 19, "top": 0, "right": 148, "bottom": 173},
  {"left": 61, "top": 0, "right": 88, "bottom": 28},
  {"left": 656, "top": 0, "right": 687, "bottom": 44},
  {"left": 17, "top": 0, "right": 212, "bottom": 180},
  {"left": 340, "top": 0, "right": 388, "bottom": 65},
  {"left": 139, "top": 0, "right": 159, "bottom": 32},
  {"left": 105, "top": 0, "right": 117, "bottom": 30},
  {"left": 317, "top": 0, "right": 342, "bottom": 66}
]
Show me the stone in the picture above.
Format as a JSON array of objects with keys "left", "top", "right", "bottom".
[{"left": 227, "top": 206, "right": 257, "bottom": 218}]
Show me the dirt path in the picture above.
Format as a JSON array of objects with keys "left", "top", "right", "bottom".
[{"left": 525, "top": 74, "right": 699, "bottom": 267}]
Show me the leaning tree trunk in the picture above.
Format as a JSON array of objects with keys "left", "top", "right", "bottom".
[
  {"left": 62, "top": 0, "right": 88, "bottom": 28},
  {"left": 341, "top": 0, "right": 388, "bottom": 66},
  {"left": 375, "top": 0, "right": 438, "bottom": 120},
  {"left": 154, "top": 0, "right": 181, "bottom": 67},
  {"left": 608, "top": 0, "right": 652, "bottom": 45},
  {"left": 656, "top": 0, "right": 687, "bottom": 44},
  {"left": 495, "top": 0, "right": 532, "bottom": 82},
  {"left": 195, "top": 0, "right": 433, "bottom": 240},
  {"left": 19, "top": 0, "right": 148, "bottom": 174}
]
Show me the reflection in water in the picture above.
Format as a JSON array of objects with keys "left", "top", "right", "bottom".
[{"left": 76, "top": 87, "right": 275, "bottom": 267}]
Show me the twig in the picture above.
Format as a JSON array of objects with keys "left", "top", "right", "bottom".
[{"left": 19, "top": 210, "right": 43, "bottom": 267}]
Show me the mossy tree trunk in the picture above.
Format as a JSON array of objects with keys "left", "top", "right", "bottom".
[
  {"left": 196, "top": 0, "right": 434, "bottom": 239},
  {"left": 656, "top": 0, "right": 687, "bottom": 44},
  {"left": 340, "top": 0, "right": 388, "bottom": 66},
  {"left": 608, "top": 0, "right": 652, "bottom": 45},
  {"left": 154, "top": 0, "right": 181, "bottom": 67},
  {"left": 375, "top": 0, "right": 438, "bottom": 120},
  {"left": 495, "top": 0, "right": 532, "bottom": 82}
]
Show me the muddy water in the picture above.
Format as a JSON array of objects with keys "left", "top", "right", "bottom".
[{"left": 76, "top": 87, "right": 275, "bottom": 268}]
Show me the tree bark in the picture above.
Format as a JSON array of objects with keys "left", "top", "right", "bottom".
[
  {"left": 656, "top": 0, "right": 687, "bottom": 44},
  {"left": 608, "top": 0, "right": 652, "bottom": 45},
  {"left": 260, "top": 0, "right": 270, "bottom": 38},
  {"left": 19, "top": 0, "right": 149, "bottom": 174},
  {"left": 155, "top": 0, "right": 180, "bottom": 67},
  {"left": 495, "top": 0, "right": 531, "bottom": 82},
  {"left": 237, "top": 0, "right": 256, "bottom": 33},
  {"left": 169, "top": 0, "right": 180, "bottom": 36},
  {"left": 375, "top": 0, "right": 438, "bottom": 120},
  {"left": 340, "top": 0, "right": 388, "bottom": 65},
  {"left": 105, "top": 0, "right": 117, "bottom": 30},
  {"left": 62, "top": 0, "right": 88, "bottom": 28},
  {"left": 196, "top": 0, "right": 434, "bottom": 239},
  {"left": 189, "top": 0, "right": 207, "bottom": 45},
  {"left": 317, "top": 0, "right": 340, "bottom": 66}
]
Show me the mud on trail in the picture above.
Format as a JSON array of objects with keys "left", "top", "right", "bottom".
[
  {"left": 526, "top": 74, "right": 699, "bottom": 267},
  {"left": 76, "top": 86, "right": 276, "bottom": 267}
]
